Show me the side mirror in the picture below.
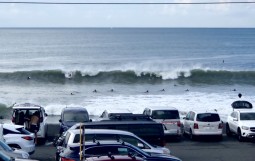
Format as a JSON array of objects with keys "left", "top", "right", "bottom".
[
  {"left": 45, "top": 113, "right": 48, "bottom": 117},
  {"left": 59, "top": 119, "right": 62, "bottom": 123},
  {"left": 89, "top": 119, "right": 92, "bottom": 122}
]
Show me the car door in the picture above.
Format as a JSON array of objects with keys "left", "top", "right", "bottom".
[
  {"left": 183, "top": 112, "right": 191, "bottom": 133},
  {"left": 229, "top": 112, "right": 238, "bottom": 133}
]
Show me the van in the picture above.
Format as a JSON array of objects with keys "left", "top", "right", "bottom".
[
  {"left": 59, "top": 107, "right": 90, "bottom": 134},
  {"left": 69, "top": 121, "right": 165, "bottom": 147},
  {"left": 143, "top": 107, "right": 182, "bottom": 139},
  {"left": 11, "top": 103, "right": 48, "bottom": 143}
]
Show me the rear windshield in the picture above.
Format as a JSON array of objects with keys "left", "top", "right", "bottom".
[
  {"left": 240, "top": 113, "right": 255, "bottom": 120},
  {"left": 63, "top": 111, "right": 89, "bottom": 122},
  {"left": 196, "top": 113, "right": 220, "bottom": 122},
  {"left": 151, "top": 110, "right": 180, "bottom": 119}
]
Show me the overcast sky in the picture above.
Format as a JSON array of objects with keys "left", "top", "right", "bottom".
[{"left": 0, "top": 0, "right": 254, "bottom": 28}]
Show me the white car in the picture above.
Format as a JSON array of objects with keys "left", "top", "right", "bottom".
[
  {"left": 11, "top": 103, "right": 48, "bottom": 143},
  {"left": 3, "top": 124, "right": 35, "bottom": 155},
  {"left": 56, "top": 128, "right": 170, "bottom": 161},
  {"left": 183, "top": 110, "right": 223, "bottom": 140},
  {"left": 0, "top": 140, "right": 29, "bottom": 159},
  {"left": 226, "top": 100, "right": 255, "bottom": 141}
]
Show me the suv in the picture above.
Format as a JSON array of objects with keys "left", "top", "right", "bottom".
[
  {"left": 59, "top": 140, "right": 181, "bottom": 161},
  {"left": 183, "top": 110, "right": 223, "bottom": 140},
  {"left": 143, "top": 107, "right": 182, "bottom": 138},
  {"left": 226, "top": 100, "right": 255, "bottom": 141},
  {"left": 59, "top": 107, "right": 90, "bottom": 134},
  {"left": 11, "top": 103, "right": 48, "bottom": 143},
  {"left": 2, "top": 124, "right": 35, "bottom": 155}
]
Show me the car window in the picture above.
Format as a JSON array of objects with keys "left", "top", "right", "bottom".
[
  {"left": 190, "top": 112, "right": 195, "bottom": 121},
  {"left": 3, "top": 128, "right": 21, "bottom": 135},
  {"left": 85, "top": 146, "right": 142, "bottom": 157},
  {"left": 151, "top": 110, "right": 180, "bottom": 119},
  {"left": 196, "top": 113, "right": 220, "bottom": 122},
  {"left": 63, "top": 111, "right": 89, "bottom": 122},
  {"left": 16, "top": 127, "right": 31, "bottom": 135},
  {"left": 119, "top": 135, "right": 150, "bottom": 149},
  {"left": 240, "top": 113, "right": 255, "bottom": 120}
]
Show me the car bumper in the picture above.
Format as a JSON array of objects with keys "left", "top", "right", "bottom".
[
  {"left": 193, "top": 130, "right": 222, "bottom": 136},
  {"left": 22, "top": 144, "right": 36, "bottom": 155},
  {"left": 241, "top": 131, "right": 255, "bottom": 138},
  {"left": 164, "top": 129, "right": 182, "bottom": 136}
]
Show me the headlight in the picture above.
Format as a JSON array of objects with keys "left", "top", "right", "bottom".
[
  {"left": 242, "top": 126, "right": 249, "bottom": 130},
  {"left": 22, "top": 153, "right": 29, "bottom": 159},
  {"left": 163, "top": 148, "right": 171, "bottom": 155}
]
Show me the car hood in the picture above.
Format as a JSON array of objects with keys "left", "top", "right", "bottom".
[
  {"left": 62, "top": 121, "right": 77, "bottom": 127},
  {"left": 149, "top": 153, "right": 181, "bottom": 160},
  {"left": 240, "top": 121, "right": 255, "bottom": 127}
]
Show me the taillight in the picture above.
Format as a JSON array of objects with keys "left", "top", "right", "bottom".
[
  {"left": 218, "top": 123, "right": 223, "bottom": 129},
  {"left": 61, "top": 157, "right": 75, "bottom": 161},
  {"left": 22, "top": 136, "right": 33, "bottom": 141},
  {"left": 194, "top": 123, "right": 199, "bottom": 129},
  {"left": 177, "top": 121, "right": 181, "bottom": 127}
]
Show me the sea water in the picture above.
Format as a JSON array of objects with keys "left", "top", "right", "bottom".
[{"left": 0, "top": 28, "right": 255, "bottom": 121}]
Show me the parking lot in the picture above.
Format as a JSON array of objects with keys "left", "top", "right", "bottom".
[{"left": 32, "top": 135, "right": 255, "bottom": 161}]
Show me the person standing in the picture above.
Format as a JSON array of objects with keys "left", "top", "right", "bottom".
[{"left": 30, "top": 111, "right": 40, "bottom": 144}]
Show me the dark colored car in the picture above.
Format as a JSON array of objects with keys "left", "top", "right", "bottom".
[
  {"left": 68, "top": 120, "right": 165, "bottom": 147},
  {"left": 59, "top": 107, "right": 90, "bottom": 134},
  {"left": 59, "top": 140, "right": 182, "bottom": 161}
]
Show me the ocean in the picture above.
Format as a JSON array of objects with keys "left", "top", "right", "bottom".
[{"left": 0, "top": 28, "right": 255, "bottom": 121}]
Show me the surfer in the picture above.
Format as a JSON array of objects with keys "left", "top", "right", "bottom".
[
  {"left": 145, "top": 90, "right": 149, "bottom": 93},
  {"left": 185, "top": 89, "right": 189, "bottom": 92},
  {"left": 93, "top": 89, "right": 97, "bottom": 93},
  {"left": 27, "top": 76, "right": 31, "bottom": 80},
  {"left": 160, "top": 89, "right": 165, "bottom": 92},
  {"left": 238, "top": 93, "right": 242, "bottom": 98},
  {"left": 110, "top": 89, "right": 114, "bottom": 92}
]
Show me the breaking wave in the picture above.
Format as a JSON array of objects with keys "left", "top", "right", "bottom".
[{"left": 0, "top": 69, "right": 255, "bottom": 85}]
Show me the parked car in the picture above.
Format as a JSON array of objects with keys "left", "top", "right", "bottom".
[
  {"left": 143, "top": 107, "right": 182, "bottom": 139},
  {"left": 59, "top": 140, "right": 182, "bottom": 161},
  {"left": 67, "top": 120, "right": 165, "bottom": 147},
  {"left": 183, "top": 110, "right": 223, "bottom": 140},
  {"left": 55, "top": 128, "right": 170, "bottom": 161},
  {"left": 226, "top": 100, "right": 255, "bottom": 141},
  {"left": 85, "top": 155, "right": 144, "bottom": 161},
  {"left": 99, "top": 109, "right": 132, "bottom": 120},
  {"left": 0, "top": 150, "right": 38, "bottom": 161},
  {"left": 0, "top": 140, "right": 29, "bottom": 159},
  {"left": 3, "top": 124, "right": 35, "bottom": 155},
  {"left": 59, "top": 107, "right": 90, "bottom": 134},
  {"left": 12, "top": 103, "right": 48, "bottom": 143}
]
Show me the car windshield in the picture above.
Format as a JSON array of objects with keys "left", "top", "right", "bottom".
[
  {"left": 151, "top": 110, "right": 180, "bottom": 119},
  {"left": 63, "top": 111, "right": 89, "bottom": 122},
  {"left": 240, "top": 113, "right": 255, "bottom": 120},
  {"left": 196, "top": 113, "right": 220, "bottom": 122},
  {"left": 0, "top": 141, "right": 13, "bottom": 152}
]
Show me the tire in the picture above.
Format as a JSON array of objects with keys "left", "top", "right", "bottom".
[
  {"left": 226, "top": 123, "right": 232, "bottom": 137},
  {"left": 237, "top": 129, "right": 244, "bottom": 142}
]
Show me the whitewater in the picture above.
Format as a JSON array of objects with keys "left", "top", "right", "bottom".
[{"left": 0, "top": 28, "right": 255, "bottom": 121}]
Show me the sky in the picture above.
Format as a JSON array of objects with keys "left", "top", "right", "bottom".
[{"left": 0, "top": 0, "right": 255, "bottom": 28}]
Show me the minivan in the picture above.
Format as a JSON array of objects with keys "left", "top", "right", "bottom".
[{"left": 143, "top": 107, "right": 182, "bottom": 139}]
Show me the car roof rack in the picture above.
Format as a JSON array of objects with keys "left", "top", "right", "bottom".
[{"left": 231, "top": 100, "right": 253, "bottom": 110}]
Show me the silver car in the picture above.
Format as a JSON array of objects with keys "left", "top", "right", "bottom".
[{"left": 0, "top": 140, "right": 29, "bottom": 159}]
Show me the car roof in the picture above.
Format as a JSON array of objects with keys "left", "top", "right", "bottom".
[
  {"left": 191, "top": 109, "right": 219, "bottom": 114},
  {"left": 62, "top": 107, "right": 88, "bottom": 112},
  {"left": 145, "top": 106, "right": 178, "bottom": 111},
  {"left": 68, "top": 128, "right": 135, "bottom": 136},
  {"left": 235, "top": 109, "right": 255, "bottom": 113},
  {"left": 13, "top": 103, "right": 43, "bottom": 110}
]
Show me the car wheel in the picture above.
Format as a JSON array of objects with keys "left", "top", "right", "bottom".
[
  {"left": 237, "top": 129, "right": 244, "bottom": 142},
  {"left": 226, "top": 123, "right": 232, "bottom": 137}
]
